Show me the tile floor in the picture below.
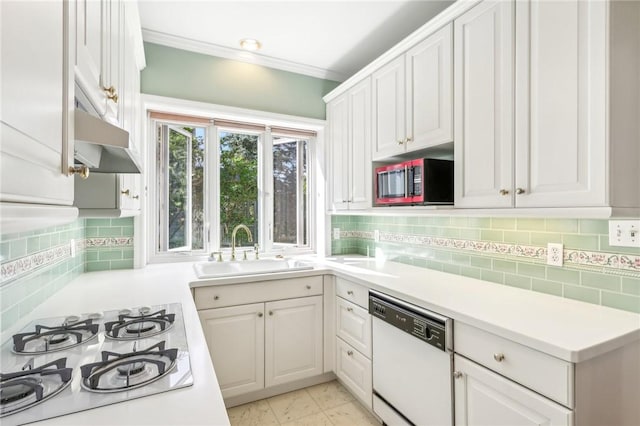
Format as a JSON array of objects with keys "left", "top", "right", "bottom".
[{"left": 226, "top": 381, "right": 380, "bottom": 426}]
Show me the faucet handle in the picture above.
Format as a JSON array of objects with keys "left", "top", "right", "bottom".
[
  {"left": 243, "top": 250, "right": 249, "bottom": 261},
  {"left": 211, "top": 251, "right": 223, "bottom": 262},
  {"left": 254, "top": 244, "right": 259, "bottom": 260}
]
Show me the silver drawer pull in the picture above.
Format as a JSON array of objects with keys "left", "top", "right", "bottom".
[
  {"left": 269, "top": 311, "right": 273, "bottom": 316},
  {"left": 493, "top": 353, "right": 505, "bottom": 362},
  {"left": 214, "top": 295, "right": 219, "bottom": 300},
  {"left": 347, "top": 307, "right": 353, "bottom": 312},
  {"left": 257, "top": 312, "right": 263, "bottom": 317},
  {"left": 347, "top": 290, "right": 354, "bottom": 296},
  {"left": 306, "top": 285, "right": 311, "bottom": 289},
  {"left": 453, "top": 371, "right": 463, "bottom": 379},
  {"left": 347, "top": 350, "right": 353, "bottom": 356}
]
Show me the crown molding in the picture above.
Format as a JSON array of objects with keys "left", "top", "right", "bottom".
[{"left": 141, "top": 29, "right": 346, "bottom": 82}]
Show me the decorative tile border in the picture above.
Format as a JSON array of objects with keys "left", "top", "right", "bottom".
[
  {"left": 1, "top": 242, "right": 75, "bottom": 284},
  {"left": 0, "top": 237, "right": 132, "bottom": 284},
  {"left": 339, "top": 230, "right": 640, "bottom": 275},
  {"left": 85, "top": 237, "right": 133, "bottom": 248}
]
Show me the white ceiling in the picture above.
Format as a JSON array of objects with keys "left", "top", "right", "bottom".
[{"left": 138, "top": 1, "right": 456, "bottom": 82}]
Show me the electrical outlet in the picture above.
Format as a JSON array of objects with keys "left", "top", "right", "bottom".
[
  {"left": 333, "top": 228, "right": 340, "bottom": 240},
  {"left": 70, "top": 239, "right": 76, "bottom": 258},
  {"left": 608, "top": 220, "right": 640, "bottom": 248},
  {"left": 374, "top": 230, "right": 380, "bottom": 242},
  {"left": 547, "top": 243, "right": 563, "bottom": 266}
]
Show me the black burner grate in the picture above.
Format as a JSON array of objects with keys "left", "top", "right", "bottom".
[{"left": 12, "top": 320, "right": 99, "bottom": 354}]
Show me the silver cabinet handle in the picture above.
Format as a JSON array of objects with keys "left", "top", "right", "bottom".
[
  {"left": 269, "top": 311, "right": 273, "bottom": 316},
  {"left": 347, "top": 350, "right": 353, "bottom": 356},
  {"left": 306, "top": 285, "right": 311, "bottom": 290},
  {"left": 213, "top": 295, "right": 219, "bottom": 300},
  {"left": 516, "top": 188, "right": 526, "bottom": 195},
  {"left": 257, "top": 312, "right": 263, "bottom": 317},
  {"left": 397, "top": 139, "right": 404, "bottom": 145},
  {"left": 347, "top": 290, "right": 354, "bottom": 296},
  {"left": 453, "top": 371, "right": 463, "bottom": 379},
  {"left": 347, "top": 307, "right": 353, "bottom": 312},
  {"left": 494, "top": 353, "right": 505, "bottom": 362},
  {"left": 499, "top": 189, "right": 509, "bottom": 196}
]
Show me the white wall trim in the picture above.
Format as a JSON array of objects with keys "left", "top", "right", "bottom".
[
  {"left": 142, "top": 29, "right": 346, "bottom": 82},
  {"left": 142, "top": 94, "right": 326, "bottom": 131}
]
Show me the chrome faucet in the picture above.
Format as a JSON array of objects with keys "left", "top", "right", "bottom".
[{"left": 231, "top": 224, "right": 253, "bottom": 261}]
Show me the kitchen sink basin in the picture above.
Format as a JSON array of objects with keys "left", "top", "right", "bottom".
[{"left": 193, "top": 258, "right": 314, "bottom": 279}]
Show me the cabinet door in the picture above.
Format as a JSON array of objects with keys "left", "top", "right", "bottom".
[
  {"left": 336, "top": 337, "right": 372, "bottom": 409},
  {"left": 454, "top": 0, "right": 514, "bottom": 208},
  {"left": 103, "top": 0, "right": 122, "bottom": 122},
  {"left": 336, "top": 297, "right": 371, "bottom": 357},
  {"left": 265, "top": 296, "right": 323, "bottom": 387},
  {"left": 75, "top": 0, "right": 108, "bottom": 116},
  {"left": 454, "top": 355, "right": 572, "bottom": 425},
  {"left": 1, "top": 0, "right": 74, "bottom": 206},
  {"left": 406, "top": 23, "right": 453, "bottom": 151},
  {"left": 373, "top": 56, "right": 405, "bottom": 160},
  {"left": 514, "top": 0, "right": 606, "bottom": 207},
  {"left": 119, "top": 174, "right": 141, "bottom": 211},
  {"left": 348, "top": 78, "right": 372, "bottom": 209},
  {"left": 198, "top": 304, "right": 265, "bottom": 398},
  {"left": 327, "top": 95, "right": 350, "bottom": 211}
]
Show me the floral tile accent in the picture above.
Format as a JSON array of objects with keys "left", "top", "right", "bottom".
[
  {"left": 1, "top": 237, "right": 134, "bottom": 284},
  {"left": 85, "top": 237, "right": 133, "bottom": 248},
  {"left": 1, "top": 243, "right": 73, "bottom": 284},
  {"left": 339, "top": 231, "right": 640, "bottom": 276}
]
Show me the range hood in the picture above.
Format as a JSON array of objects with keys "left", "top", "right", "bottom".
[{"left": 74, "top": 109, "right": 142, "bottom": 173}]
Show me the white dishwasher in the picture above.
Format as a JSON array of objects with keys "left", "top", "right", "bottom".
[{"left": 369, "top": 290, "right": 453, "bottom": 426}]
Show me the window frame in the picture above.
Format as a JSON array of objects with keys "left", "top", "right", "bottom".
[{"left": 145, "top": 101, "right": 323, "bottom": 264}]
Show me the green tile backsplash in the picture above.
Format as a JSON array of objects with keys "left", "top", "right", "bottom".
[
  {"left": 331, "top": 215, "right": 640, "bottom": 314},
  {"left": 0, "top": 217, "right": 136, "bottom": 331}
]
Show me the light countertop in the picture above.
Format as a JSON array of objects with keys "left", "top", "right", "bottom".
[
  {"left": 3, "top": 255, "right": 640, "bottom": 425},
  {"left": 8, "top": 262, "right": 230, "bottom": 426}
]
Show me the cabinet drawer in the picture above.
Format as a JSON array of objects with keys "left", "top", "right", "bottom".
[
  {"left": 336, "top": 337, "right": 372, "bottom": 409},
  {"left": 194, "top": 276, "right": 323, "bottom": 310},
  {"left": 455, "top": 322, "right": 574, "bottom": 407},
  {"left": 336, "top": 298, "right": 371, "bottom": 357},
  {"left": 336, "top": 277, "right": 369, "bottom": 308}
]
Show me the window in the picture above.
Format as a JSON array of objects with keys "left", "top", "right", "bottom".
[{"left": 152, "top": 117, "right": 314, "bottom": 260}]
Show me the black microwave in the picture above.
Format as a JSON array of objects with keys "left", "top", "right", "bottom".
[{"left": 374, "top": 158, "right": 453, "bottom": 206}]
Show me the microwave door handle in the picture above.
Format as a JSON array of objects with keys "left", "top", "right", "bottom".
[{"left": 404, "top": 166, "right": 409, "bottom": 198}]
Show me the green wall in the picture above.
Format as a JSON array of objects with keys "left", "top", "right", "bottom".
[
  {"left": 0, "top": 218, "right": 135, "bottom": 331},
  {"left": 141, "top": 43, "right": 340, "bottom": 120},
  {"left": 332, "top": 215, "right": 640, "bottom": 314}
]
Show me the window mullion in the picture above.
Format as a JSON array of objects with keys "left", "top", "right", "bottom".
[
  {"left": 262, "top": 129, "right": 274, "bottom": 253},
  {"left": 208, "top": 125, "right": 220, "bottom": 251}
]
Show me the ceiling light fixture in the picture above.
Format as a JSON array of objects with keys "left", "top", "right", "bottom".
[{"left": 239, "top": 38, "right": 262, "bottom": 51}]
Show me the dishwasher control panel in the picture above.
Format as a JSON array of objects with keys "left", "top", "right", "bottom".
[{"left": 369, "top": 291, "right": 449, "bottom": 351}]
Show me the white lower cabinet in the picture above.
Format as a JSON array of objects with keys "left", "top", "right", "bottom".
[
  {"left": 334, "top": 278, "right": 372, "bottom": 409},
  {"left": 454, "top": 355, "right": 572, "bottom": 425},
  {"left": 196, "top": 277, "right": 324, "bottom": 400},
  {"left": 265, "top": 296, "right": 323, "bottom": 387},
  {"left": 336, "top": 336, "right": 372, "bottom": 408},
  {"left": 198, "top": 303, "right": 265, "bottom": 398}
]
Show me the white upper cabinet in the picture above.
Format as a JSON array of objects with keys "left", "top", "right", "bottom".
[
  {"left": 75, "top": 0, "right": 113, "bottom": 118},
  {"left": 327, "top": 78, "right": 372, "bottom": 211},
  {"left": 454, "top": 0, "right": 514, "bottom": 209},
  {"left": 373, "top": 24, "right": 453, "bottom": 160},
  {"left": 514, "top": 0, "right": 606, "bottom": 208},
  {"left": 0, "top": 0, "right": 75, "bottom": 207},
  {"left": 455, "top": 0, "right": 640, "bottom": 211},
  {"left": 405, "top": 23, "right": 453, "bottom": 153},
  {"left": 372, "top": 56, "right": 406, "bottom": 160}
]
